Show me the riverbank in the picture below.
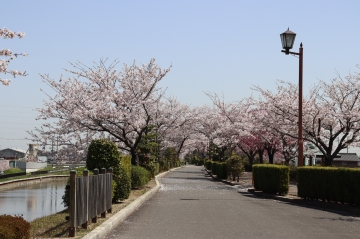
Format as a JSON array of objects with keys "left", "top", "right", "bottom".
[
  {"left": 30, "top": 178, "right": 157, "bottom": 238},
  {"left": 0, "top": 175, "right": 68, "bottom": 191}
]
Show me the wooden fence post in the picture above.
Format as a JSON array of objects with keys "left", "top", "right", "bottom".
[
  {"left": 92, "top": 168, "right": 99, "bottom": 223},
  {"left": 100, "top": 168, "right": 106, "bottom": 218},
  {"left": 107, "top": 167, "right": 113, "bottom": 213},
  {"left": 82, "top": 170, "right": 89, "bottom": 229},
  {"left": 69, "top": 170, "right": 76, "bottom": 237}
]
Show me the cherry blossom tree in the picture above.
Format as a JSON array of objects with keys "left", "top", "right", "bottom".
[
  {"left": 152, "top": 97, "right": 195, "bottom": 159},
  {"left": 28, "top": 58, "right": 171, "bottom": 165},
  {"left": 0, "top": 27, "right": 27, "bottom": 86},
  {"left": 0, "top": 160, "right": 10, "bottom": 172},
  {"left": 255, "top": 71, "right": 360, "bottom": 166}
]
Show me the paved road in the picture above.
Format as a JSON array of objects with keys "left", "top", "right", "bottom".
[{"left": 104, "top": 165, "right": 360, "bottom": 239}]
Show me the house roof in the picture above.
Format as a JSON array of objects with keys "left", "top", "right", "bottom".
[
  {"left": 334, "top": 153, "right": 360, "bottom": 162},
  {"left": 0, "top": 148, "right": 27, "bottom": 154}
]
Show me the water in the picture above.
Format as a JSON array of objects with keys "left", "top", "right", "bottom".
[{"left": 0, "top": 179, "right": 68, "bottom": 221}]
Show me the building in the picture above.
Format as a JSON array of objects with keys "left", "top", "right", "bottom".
[
  {"left": 332, "top": 153, "right": 360, "bottom": 168},
  {"left": 0, "top": 148, "right": 27, "bottom": 160}
]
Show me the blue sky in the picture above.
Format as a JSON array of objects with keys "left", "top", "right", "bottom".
[{"left": 1, "top": 1, "right": 360, "bottom": 150}]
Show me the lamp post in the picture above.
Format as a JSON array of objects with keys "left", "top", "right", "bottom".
[{"left": 280, "top": 28, "right": 304, "bottom": 167}]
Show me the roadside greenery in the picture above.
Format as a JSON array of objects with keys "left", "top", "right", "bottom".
[
  {"left": 226, "top": 154, "right": 244, "bottom": 182},
  {"left": 86, "top": 139, "right": 130, "bottom": 202},
  {"left": 131, "top": 165, "right": 150, "bottom": 189},
  {"left": 297, "top": 167, "right": 360, "bottom": 205},
  {"left": 253, "top": 164, "right": 289, "bottom": 195}
]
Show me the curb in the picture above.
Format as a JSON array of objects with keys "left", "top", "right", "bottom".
[
  {"left": 82, "top": 169, "right": 176, "bottom": 239},
  {"left": 247, "top": 188, "right": 360, "bottom": 216},
  {"left": 204, "top": 168, "right": 360, "bottom": 216},
  {"left": 204, "top": 168, "right": 241, "bottom": 187}
]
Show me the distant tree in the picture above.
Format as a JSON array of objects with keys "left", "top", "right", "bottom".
[
  {"left": 0, "top": 160, "right": 10, "bottom": 172},
  {"left": 0, "top": 27, "right": 27, "bottom": 86},
  {"left": 255, "top": 73, "right": 360, "bottom": 166}
]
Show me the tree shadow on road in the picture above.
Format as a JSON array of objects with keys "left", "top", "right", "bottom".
[{"left": 238, "top": 191, "right": 360, "bottom": 217}]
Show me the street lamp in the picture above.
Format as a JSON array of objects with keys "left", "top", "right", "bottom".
[{"left": 280, "top": 28, "right": 304, "bottom": 167}]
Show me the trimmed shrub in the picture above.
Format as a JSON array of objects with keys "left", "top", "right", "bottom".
[
  {"left": 131, "top": 166, "right": 150, "bottom": 188},
  {"left": 226, "top": 154, "right": 244, "bottom": 182},
  {"left": 297, "top": 167, "right": 360, "bottom": 205},
  {"left": 140, "top": 162, "right": 156, "bottom": 179},
  {"left": 87, "top": 139, "right": 121, "bottom": 173},
  {"left": 113, "top": 165, "right": 131, "bottom": 200},
  {"left": 205, "top": 160, "right": 212, "bottom": 171},
  {"left": 86, "top": 139, "right": 130, "bottom": 202},
  {"left": 212, "top": 161, "right": 227, "bottom": 179},
  {"left": 120, "top": 155, "right": 132, "bottom": 178},
  {"left": 0, "top": 214, "right": 30, "bottom": 239},
  {"left": 153, "top": 161, "right": 159, "bottom": 175},
  {"left": 253, "top": 164, "right": 289, "bottom": 195}
]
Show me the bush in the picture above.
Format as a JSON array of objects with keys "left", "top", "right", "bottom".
[
  {"left": 212, "top": 161, "right": 227, "bottom": 179},
  {"left": 253, "top": 164, "right": 289, "bottom": 195},
  {"left": 159, "top": 159, "right": 167, "bottom": 172},
  {"left": 120, "top": 155, "right": 132, "bottom": 178},
  {"left": 87, "top": 139, "right": 121, "bottom": 173},
  {"left": 297, "top": 167, "right": 360, "bottom": 205},
  {"left": 205, "top": 160, "right": 212, "bottom": 171},
  {"left": 0, "top": 214, "right": 30, "bottom": 239},
  {"left": 226, "top": 154, "right": 244, "bottom": 182},
  {"left": 86, "top": 139, "right": 130, "bottom": 202},
  {"left": 131, "top": 166, "right": 150, "bottom": 188},
  {"left": 113, "top": 165, "right": 131, "bottom": 201},
  {"left": 140, "top": 162, "right": 156, "bottom": 178}
]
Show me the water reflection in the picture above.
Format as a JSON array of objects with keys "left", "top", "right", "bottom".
[{"left": 0, "top": 179, "right": 68, "bottom": 222}]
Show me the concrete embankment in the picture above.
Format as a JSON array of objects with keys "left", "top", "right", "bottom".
[{"left": 0, "top": 175, "right": 68, "bottom": 191}]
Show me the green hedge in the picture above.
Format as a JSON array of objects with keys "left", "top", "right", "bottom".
[
  {"left": 120, "top": 155, "right": 132, "bottom": 178},
  {"left": 253, "top": 164, "right": 289, "bottom": 195},
  {"left": 212, "top": 161, "right": 227, "bottom": 179},
  {"left": 297, "top": 167, "right": 360, "bottom": 205},
  {"left": 205, "top": 160, "right": 212, "bottom": 171},
  {"left": 131, "top": 166, "right": 150, "bottom": 188}
]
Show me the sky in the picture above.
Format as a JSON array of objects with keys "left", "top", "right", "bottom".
[{"left": 1, "top": 1, "right": 360, "bottom": 151}]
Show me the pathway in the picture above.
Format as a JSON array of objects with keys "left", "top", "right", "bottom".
[{"left": 104, "top": 165, "right": 360, "bottom": 239}]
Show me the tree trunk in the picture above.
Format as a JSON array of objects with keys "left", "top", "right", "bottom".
[
  {"left": 324, "top": 157, "right": 332, "bottom": 166},
  {"left": 131, "top": 150, "right": 139, "bottom": 166},
  {"left": 257, "top": 149, "right": 264, "bottom": 164}
]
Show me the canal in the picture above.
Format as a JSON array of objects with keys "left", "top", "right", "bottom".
[{"left": 0, "top": 179, "right": 68, "bottom": 221}]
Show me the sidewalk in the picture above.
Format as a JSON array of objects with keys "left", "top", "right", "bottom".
[{"left": 205, "top": 169, "right": 360, "bottom": 216}]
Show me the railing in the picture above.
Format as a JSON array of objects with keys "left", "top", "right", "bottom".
[{"left": 68, "top": 168, "right": 113, "bottom": 237}]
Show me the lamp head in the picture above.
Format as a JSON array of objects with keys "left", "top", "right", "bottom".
[{"left": 280, "top": 28, "right": 296, "bottom": 54}]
